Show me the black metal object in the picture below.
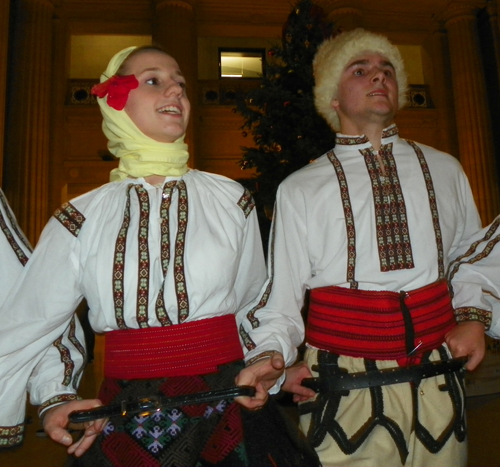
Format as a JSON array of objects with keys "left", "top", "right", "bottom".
[{"left": 69, "top": 385, "right": 256, "bottom": 423}]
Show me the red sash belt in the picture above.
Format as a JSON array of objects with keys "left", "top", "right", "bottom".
[
  {"left": 104, "top": 315, "right": 243, "bottom": 379},
  {"left": 306, "top": 280, "right": 456, "bottom": 365}
]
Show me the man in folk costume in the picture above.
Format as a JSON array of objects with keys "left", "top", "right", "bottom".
[{"left": 272, "top": 28, "right": 494, "bottom": 466}]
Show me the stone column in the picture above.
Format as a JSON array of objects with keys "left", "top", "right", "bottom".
[
  {"left": 0, "top": 0, "right": 10, "bottom": 183},
  {"left": 444, "top": 1, "right": 500, "bottom": 224},
  {"left": 426, "top": 21, "right": 460, "bottom": 157},
  {"left": 486, "top": 1, "right": 500, "bottom": 91},
  {"left": 4, "top": 0, "right": 54, "bottom": 244},
  {"left": 152, "top": 0, "right": 199, "bottom": 167}
]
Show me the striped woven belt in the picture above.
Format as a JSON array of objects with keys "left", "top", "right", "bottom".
[
  {"left": 306, "top": 279, "right": 456, "bottom": 365},
  {"left": 104, "top": 314, "right": 243, "bottom": 379}
]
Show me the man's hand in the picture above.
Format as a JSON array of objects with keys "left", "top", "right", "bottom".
[
  {"left": 43, "top": 399, "right": 106, "bottom": 457},
  {"left": 445, "top": 321, "right": 486, "bottom": 371},
  {"left": 281, "top": 361, "right": 316, "bottom": 403},
  {"left": 234, "top": 352, "right": 285, "bottom": 410}
]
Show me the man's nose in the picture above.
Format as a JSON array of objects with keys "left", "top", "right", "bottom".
[{"left": 371, "top": 69, "right": 386, "bottom": 82}]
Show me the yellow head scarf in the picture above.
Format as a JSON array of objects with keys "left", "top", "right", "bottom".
[{"left": 96, "top": 46, "right": 190, "bottom": 182}]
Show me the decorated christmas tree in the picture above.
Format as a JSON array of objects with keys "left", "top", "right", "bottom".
[{"left": 236, "top": 0, "right": 336, "bottom": 245}]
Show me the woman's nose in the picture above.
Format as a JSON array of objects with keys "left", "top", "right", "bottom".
[{"left": 164, "top": 81, "right": 183, "bottom": 96}]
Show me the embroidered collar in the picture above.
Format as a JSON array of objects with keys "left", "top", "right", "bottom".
[{"left": 335, "top": 124, "right": 399, "bottom": 147}]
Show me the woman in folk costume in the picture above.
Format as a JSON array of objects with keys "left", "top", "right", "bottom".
[{"left": 0, "top": 46, "right": 313, "bottom": 466}]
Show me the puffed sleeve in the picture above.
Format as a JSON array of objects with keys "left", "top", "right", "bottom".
[
  {"left": 0, "top": 189, "right": 32, "bottom": 306},
  {"left": 240, "top": 182, "right": 308, "bottom": 368},
  {"left": 0, "top": 216, "right": 85, "bottom": 447},
  {"left": 448, "top": 216, "right": 500, "bottom": 338}
]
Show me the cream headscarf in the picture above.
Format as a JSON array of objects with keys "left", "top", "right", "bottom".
[{"left": 96, "top": 46, "right": 190, "bottom": 182}]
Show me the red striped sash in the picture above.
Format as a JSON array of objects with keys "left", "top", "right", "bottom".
[
  {"left": 104, "top": 315, "right": 243, "bottom": 379},
  {"left": 306, "top": 280, "right": 456, "bottom": 365}
]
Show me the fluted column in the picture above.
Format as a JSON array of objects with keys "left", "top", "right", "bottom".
[
  {"left": 319, "top": 0, "right": 363, "bottom": 31},
  {"left": 153, "top": 0, "right": 198, "bottom": 167},
  {"left": 4, "top": 0, "right": 54, "bottom": 244},
  {"left": 444, "top": 1, "right": 500, "bottom": 224},
  {"left": 426, "top": 21, "right": 459, "bottom": 157},
  {"left": 0, "top": 0, "right": 10, "bottom": 183},
  {"left": 486, "top": 1, "right": 500, "bottom": 91}
]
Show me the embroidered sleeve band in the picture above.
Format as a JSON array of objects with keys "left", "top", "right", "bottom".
[
  {"left": 0, "top": 423, "right": 24, "bottom": 449},
  {"left": 454, "top": 307, "right": 492, "bottom": 330},
  {"left": 246, "top": 350, "right": 279, "bottom": 366},
  {"left": 37, "top": 394, "right": 81, "bottom": 418}
]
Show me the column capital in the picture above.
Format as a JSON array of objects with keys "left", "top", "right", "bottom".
[
  {"left": 443, "top": 1, "right": 484, "bottom": 24},
  {"left": 154, "top": 0, "right": 196, "bottom": 12},
  {"left": 317, "top": 0, "right": 362, "bottom": 14},
  {"left": 22, "top": 0, "right": 57, "bottom": 7},
  {"left": 317, "top": 0, "right": 363, "bottom": 9},
  {"left": 486, "top": 0, "right": 498, "bottom": 18},
  {"left": 316, "top": 0, "right": 362, "bottom": 30}
]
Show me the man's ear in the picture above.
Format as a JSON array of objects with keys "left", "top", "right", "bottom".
[{"left": 331, "top": 98, "right": 339, "bottom": 111}]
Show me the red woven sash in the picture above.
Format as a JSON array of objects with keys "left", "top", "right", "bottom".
[
  {"left": 104, "top": 315, "right": 243, "bottom": 379},
  {"left": 306, "top": 280, "right": 456, "bottom": 365}
]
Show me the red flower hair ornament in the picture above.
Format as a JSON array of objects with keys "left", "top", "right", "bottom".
[{"left": 91, "top": 74, "right": 139, "bottom": 111}]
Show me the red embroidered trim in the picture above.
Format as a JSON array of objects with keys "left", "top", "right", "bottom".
[{"left": 104, "top": 315, "right": 243, "bottom": 379}]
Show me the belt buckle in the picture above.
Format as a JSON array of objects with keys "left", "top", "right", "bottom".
[{"left": 121, "top": 395, "right": 162, "bottom": 417}]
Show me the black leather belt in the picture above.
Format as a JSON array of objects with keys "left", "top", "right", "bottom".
[
  {"left": 301, "top": 356, "right": 468, "bottom": 393},
  {"left": 69, "top": 386, "right": 256, "bottom": 424}
]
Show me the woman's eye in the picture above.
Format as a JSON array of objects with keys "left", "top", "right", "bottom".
[
  {"left": 146, "top": 77, "right": 159, "bottom": 85},
  {"left": 177, "top": 81, "right": 187, "bottom": 89}
]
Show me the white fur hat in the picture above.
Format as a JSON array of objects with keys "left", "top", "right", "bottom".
[{"left": 313, "top": 28, "right": 408, "bottom": 131}]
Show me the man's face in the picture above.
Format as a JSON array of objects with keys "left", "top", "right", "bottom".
[{"left": 332, "top": 52, "right": 399, "bottom": 133}]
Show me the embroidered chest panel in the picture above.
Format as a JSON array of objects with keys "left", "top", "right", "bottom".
[{"left": 327, "top": 140, "right": 444, "bottom": 285}]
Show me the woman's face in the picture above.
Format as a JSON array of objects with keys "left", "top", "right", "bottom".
[{"left": 122, "top": 50, "right": 190, "bottom": 143}]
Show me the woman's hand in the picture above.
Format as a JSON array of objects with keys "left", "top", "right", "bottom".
[
  {"left": 281, "top": 361, "right": 316, "bottom": 403},
  {"left": 234, "top": 352, "right": 285, "bottom": 410},
  {"left": 42, "top": 399, "right": 106, "bottom": 457}
]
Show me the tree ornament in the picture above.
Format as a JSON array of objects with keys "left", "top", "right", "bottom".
[
  {"left": 242, "top": 131, "right": 248, "bottom": 137},
  {"left": 286, "top": 33, "right": 292, "bottom": 42},
  {"left": 305, "top": 40, "right": 311, "bottom": 48},
  {"left": 284, "top": 101, "right": 291, "bottom": 107}
]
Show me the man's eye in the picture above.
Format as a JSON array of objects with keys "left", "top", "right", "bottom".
[
  {"left": 354, "top": 69, "right": 364, "bottom": 76},
  {"left": 384, "top": 70, "right": 393, "bottom": 77}
]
